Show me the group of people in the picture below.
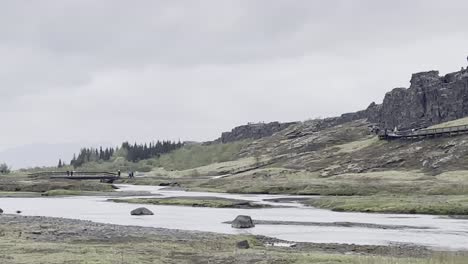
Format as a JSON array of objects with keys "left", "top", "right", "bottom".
[
  {"left": 117, "top": 170, "right": 135, "bottom": 179},
  {"left": 66, "top": 170, "right": 75, "bottom": 176}
]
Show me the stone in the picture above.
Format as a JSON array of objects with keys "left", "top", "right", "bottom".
[
  {"left": 231, "top": 215, "right": 255, "bottom": 229},
  {"left": 236, "top": 240, "right": 250, "bottom": 249},
  {"left": 130, "top": 207, "right": 154, "bottom": 216},
  {"left": 16, "top": 210, "right": 21, "bottom": 214},
  {"left": 0, "top": 208, "right": 3, "bottom": 214}
]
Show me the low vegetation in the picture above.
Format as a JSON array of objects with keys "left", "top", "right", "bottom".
[
  {"left": 151, "top": 141, "right": 249, "bottom": 171},
  {"left": 189, "top": 169, "right": 468, "bottom": 195},
  {"left": 0, "top": 172, "right": 114, "bottom": 195},
  {"left": 110, "top": 197, "right": 268, "bottom": 208},
  {"left": 429, "top": 117, "right": 468, "bottom": 129},
  {"left": 306, "top": 195, "right": 468, "bottom": 215},
  {"left": 41, "top": 189, "right": 92, "bottom": 196}
]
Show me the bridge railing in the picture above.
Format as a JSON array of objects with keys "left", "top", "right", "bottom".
[
  {"left": 410, "top": 124, "right": 468, "bottom": 136},
  {"left": 380, "top": 124, "right": 468, "bottom": 139},
  {"left": 29, "top": 171, "right": 118, "bottom": 177}
]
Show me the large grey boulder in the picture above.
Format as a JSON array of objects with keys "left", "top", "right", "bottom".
[
  {"left": 130, "top": 207, "right": 154, "bottom": 216},
  {"left": 0, "top": 208, "right": 3, "bottom": 214},
  {"left": 231, "top": 215, "right": 255, "bottom": 229}
]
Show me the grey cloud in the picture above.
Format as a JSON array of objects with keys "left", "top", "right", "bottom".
[{"left": 1, "top": 0, "right": 468, "bottom": 165}]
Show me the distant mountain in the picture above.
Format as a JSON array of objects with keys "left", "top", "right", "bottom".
[{"left": 0, "top": 142, "right": 113, "bottom": 169}]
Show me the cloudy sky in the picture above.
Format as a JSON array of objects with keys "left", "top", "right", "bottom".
[{"left": 1, "top": 0, "right": 468, "bottom": 166}]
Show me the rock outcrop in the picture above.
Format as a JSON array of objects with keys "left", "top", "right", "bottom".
[
  {"left": 218, "top": 122, "right": 297, "bottom": 143},
  {"left": 374, "top": 70, "right": 468, "bottom": 130},
  {"left": 215, "top": 64, "right": 468, "bottom": 141},
  {"left": 333, "top": 67, "right": 468, "bottom": 130},
  {"left": 231, "top": 215, "right": 255, "bottom": 229},
  {"left": 130, "top": 207, "right": 154, "bottom": 216}
]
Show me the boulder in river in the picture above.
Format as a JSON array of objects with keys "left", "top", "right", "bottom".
[
  {"left": 236, "top": 240, "right": 250, "bottom": 249},
  {"left": 130, "top": 207, "right": 154, "bottom": 216},
  {"left": 231, "top": 215, "right": 255, "bottom": 229}
]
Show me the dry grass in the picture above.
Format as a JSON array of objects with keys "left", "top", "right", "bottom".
[
  {"left": 429, "top": 117, "right": 468, "bottom": 129},
  {"left": 0, "top": 233, "right": 466, "bottom": 264},
  {"left": 307, "top": 195, "right": 468, "bottom": 215}
]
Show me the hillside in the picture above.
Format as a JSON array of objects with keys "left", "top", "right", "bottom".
[
  {"left": 29, "top": 63, "right": 468, "bottom": 214},
  {"left": 109, "top": 64, "right": 468, "bottom": 215}
]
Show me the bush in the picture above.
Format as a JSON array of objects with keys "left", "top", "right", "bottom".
[{"left": 0, "top": 163, "right": 10, "bottom": 174}]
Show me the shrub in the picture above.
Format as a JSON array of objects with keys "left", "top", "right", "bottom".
[{"left": 0, "top": 163, "right": 10, "bottom": 174}]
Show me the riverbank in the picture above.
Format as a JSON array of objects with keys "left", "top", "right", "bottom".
[
  {"left": 109, "top": 196, "right": 272, "bottom": 209},
  {"left": 305, "top": 195, "right": 468, "bottom": 215},
  {"left": 0, "top": 214, "right": 467, "bottom": 264}
]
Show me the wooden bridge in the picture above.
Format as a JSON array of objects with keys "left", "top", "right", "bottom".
[
  {"left": 29, "top": 171, "right": 120, "bottom": 183},
  {"left": 379, "top": 124, "right": 468, "bottom": 140}
]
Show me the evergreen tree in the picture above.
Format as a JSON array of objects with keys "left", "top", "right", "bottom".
[{"left": 70, "top": 140, "right": 183, "bottom": 167}]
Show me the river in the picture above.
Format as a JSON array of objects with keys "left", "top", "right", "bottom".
[{"left": 1, "top": 184, "right": 468, "bottom": 250}]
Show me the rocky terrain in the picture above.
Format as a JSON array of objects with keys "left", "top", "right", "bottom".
[
  {"left": 241, "top": 118, "right": 468, "bottom": 175},
  {"left": 216, "top": 121, "right": 297, "bottom": 143},
  {"left": 1, "top": 214, "right": 459, "bottom": 264}
]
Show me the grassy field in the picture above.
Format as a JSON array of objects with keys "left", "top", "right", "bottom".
[
  {"left": 187, "top": 169, "right": 468, "bottom": 195},
  {"left": 429, "top": 117, "right": 468, "bottom": 128},
  {"left": 306, "top": 195, "right": 468, "bottom": 215},
  {"left": 110, "top": 197, "right": 268, "bottom": 208},
  {"left": 0, "top": 171, "right": 115, "bottom": 195},
  {"left": 151, "top": 140, "right": 250, "bottom": 171}
]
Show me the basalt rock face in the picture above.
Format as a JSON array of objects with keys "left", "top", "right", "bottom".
[
  {"left": 219, "top": 122, "right": 297, "bottom": 143},
  {"left": 374, "top": 70, "right": 468, "bottom": 130},
  {"left": 335, "top": 68, "right": 468, "bottom": 130}
]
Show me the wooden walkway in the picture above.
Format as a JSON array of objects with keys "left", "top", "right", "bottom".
[
  {"left": 29, "top": 171, "right": 120, "bottom": 183},
  {"left": 379, "top": 124, "right": 468, "bottom": 140}
]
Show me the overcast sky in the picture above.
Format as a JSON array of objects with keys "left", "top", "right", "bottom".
[{"left": 1, "top": 0, "right": 468, "bottom": 156}]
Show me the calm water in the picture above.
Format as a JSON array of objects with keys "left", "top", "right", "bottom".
[{"left": 1, "top": 184, "right": 468, "bottom": 250}]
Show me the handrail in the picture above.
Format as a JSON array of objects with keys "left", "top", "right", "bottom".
[
  {"left": 29, "top": 171, "right": 118, "bottom": 176},
  {"left": 380, "top": 123, "right": 468, "bottom": 139}
]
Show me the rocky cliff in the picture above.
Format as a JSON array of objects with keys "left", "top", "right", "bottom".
[
  {"left": 337, "top": 67, "right": 468, "bottom": 130},
  {"left": 218, "top": 122, "right": 297, "bottom": 143},
  {"left": 216, "top": 65, "right": 468, "bottom": 144}
]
